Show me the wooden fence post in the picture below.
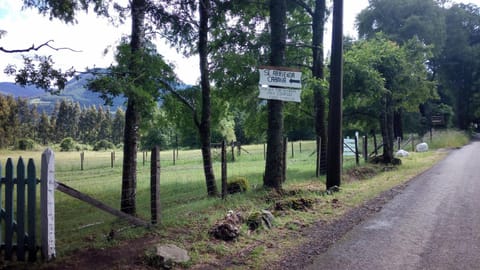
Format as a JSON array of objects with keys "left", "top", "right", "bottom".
[
  {"left": 80, "top": 151, "right": 84, "bottom": 171},
  {"left": 411, "top": 134, "right": 415, "bottom": 152},
  {"left": 231, "top": 141, "right": 235, "bottom": 162},
  {"left": 173, "top": 148, "right": 176, "bottom": 166},
  {"left": 282, "top": 137, "right": 288, "bottom": 183},
  {"left": 316, "top": 136, "right": 321, "bottom": 177},
  {"left": 363, "top": 135, "right": 368, "bottom": 162},
  {"left": 373, "top": 133, "right": 378, "bottom": 156},
  {"left": 291, "top": 141, "right": 294, "bottom": 158},
  {"left": 111, "top": 152, "right": 115, "bottom": 168},
  {"left": 221, "top": 141, "right": 227, "bottom": 199},
  {"left": 150, "top": 146, "right": 160, "bottom": 225},
  {"left": 354, "top": 134, "right": 359, "bottom": 166},
  {"left": 263, "top": 143, "right": 266, "bottom": 160},
  {"left": 237, "top": 142, "right": 241, "bottom": 156},
  {"left": 299, "top": 141, "right": 302, "bottom": 153},
  {"left": 41, "top": 148, "right": 56, "bottom": 261}
]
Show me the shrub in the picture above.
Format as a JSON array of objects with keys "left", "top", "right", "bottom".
[
  {"left": 227, "top": 177, "right": 249, "bottom": 194},
  {"left": 60, "top": 137, "right": 76, "bottom": 152},
  {"left": 93, "top": 140, "right": 115, "bottom": 151},
  {"left": 16, "top": 138, "right": 35, "bottom": 150}
]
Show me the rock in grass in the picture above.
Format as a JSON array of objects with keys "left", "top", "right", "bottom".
[
  {"left": 246, "top": 210, "right": 275, "bottom": 231},
  {"left": 209, "top": 210, "right": 243, "bottom": 241},
  {"left": 395, "top": 149, "right": 409, "bottom": 157},
  {"left": 145, "top": 244, "right": 190, "bottom": 269},
  {"left": 416, "top": 142, "right": 429, "bottom": 152},
  {"left": 274, "top": 198, "right": 314, "bottom": 211},
  {"left": 227, "top": 177, "right": 250, "bottom": 194}
]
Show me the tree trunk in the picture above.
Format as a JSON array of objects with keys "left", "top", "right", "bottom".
[
  {"left": 121, "top": 0, "right": 147, "bottom": 214},
  {"left": 380, "top": 94, "right": 394, "bottom": 164},
  {"left": 121, "top": 99, "right": 139, "bottom": 214},
  {"left": 264, "top": 0, "right": 286, "bottom": 190},
  {"left": 312, "top": 0, "right": 327, "bottom": 175},
  {"left": 199, "top": 0, "right": 218, "bottom": 196}
]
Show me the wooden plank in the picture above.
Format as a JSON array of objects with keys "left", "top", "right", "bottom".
[
  {"left": 5, "top": 158, "right": 13, "bottom": 260},
  {"left": 41, "top": 148, "right": 56, "bottom": 261},
  {"left": 55, "top": 181, "right": 150, "bottom": 227},
  {"left": 27, "top": 159, "right": 37, "bottom": 262},
  {"left": 17, "top": 158, "right": 26, "bottom": 261}
]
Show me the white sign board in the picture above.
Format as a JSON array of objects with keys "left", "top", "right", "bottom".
[
  {"left": 343, "top": 138, "right": 356, "bottom": 156},
  {"left": 259, "top": 68, "right": 302, "bottom": 89},
  {"left": 258, "top": 86, "right": 302, "bottom": 102}
]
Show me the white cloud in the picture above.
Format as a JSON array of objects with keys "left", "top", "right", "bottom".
[
  {"left": 0, "top": 1, "right": 199, "bottom": 85},
  {"left": 1, "top": 0, "right": 480, "bottom": 85}
]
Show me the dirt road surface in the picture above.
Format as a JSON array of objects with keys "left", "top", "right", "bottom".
[{"left": 305, "top": 140, "right": 480, "bottom": 270}]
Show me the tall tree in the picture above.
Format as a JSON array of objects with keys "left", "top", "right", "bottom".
[
  {"left": 20, "top": 0, "right": 169, "bottom": 214},
  {"left": 356, "top": 0, "right": 446, "bottom": 136},
  {"left": 343, "top": 34, "right": 435, "bottom": 163},
  {"left": 291, "top": 0, "right": 328, "bottom": 174},
  {"left": 112, "top": 108, "right": 125, "bottom": 145},
  {"left": 151, "top": 0, "right": 230, "bottom": 196},
  {"left": 37, "top": 110, "right": 52, "bottom": 145},
  {"left": 438, "top": 3, "right": 480, "bottom": 129},
  {"left": 264, "top": 0, "right": 287, "bottom": 190}
]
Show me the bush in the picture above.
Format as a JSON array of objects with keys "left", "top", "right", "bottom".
[
  {"left": 16, "top": 138, "right": 35, "bottom": 150},
  {"left": 93, "top": 140, "right": 115, "bottom": 151},
  {"left": 60, "top": 137, "right": 76, "bottom": 152},
  {"left": 227, "top": 177, "right": 249, "bottom": 194}
]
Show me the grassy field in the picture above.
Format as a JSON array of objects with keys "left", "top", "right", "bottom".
[{"left": 0, "top": 129, "right": 470, "bottom": 266}]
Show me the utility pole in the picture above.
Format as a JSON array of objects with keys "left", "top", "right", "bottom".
[{"left": 326, "top": 0, "right": 343, "bottom": 189}]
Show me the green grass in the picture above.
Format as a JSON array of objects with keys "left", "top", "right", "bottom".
[{"left": 0, "top": 130, "right": 470, "bottom": 266}]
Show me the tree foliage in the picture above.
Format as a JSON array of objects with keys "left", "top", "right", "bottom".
[
  {"left": 343, "top": 34, "right": 435, "bottom": 163},
  {"left": 0, "top": 95, "right": 124, "bottom": 148}
]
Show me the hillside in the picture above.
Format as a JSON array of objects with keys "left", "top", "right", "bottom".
[
  {"left": 0, "top": 73, "right": 194, "bottom": 114},
  {"left": 0, "top": 74, "right": 125, "bottom": 112}
]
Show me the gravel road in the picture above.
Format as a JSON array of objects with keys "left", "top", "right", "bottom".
[{"left": 305, "top": 140, "right": 480, "bottom": 270}]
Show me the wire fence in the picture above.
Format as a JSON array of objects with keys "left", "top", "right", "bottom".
[{"left": 0, "top": 132, "right": 430, "bottom": 257}]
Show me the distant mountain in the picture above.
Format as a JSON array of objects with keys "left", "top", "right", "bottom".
[
  {"left": 0, "top": 82, "right": 45, "bottom": 98},
  {"left": 0, "top": 73, "right": 125, "bottom": 113},
  {"left": 0, "top": 73, "right": 192, "bottom": 113}
]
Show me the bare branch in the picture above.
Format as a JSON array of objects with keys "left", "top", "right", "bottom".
[
  {"left": 287, "top": 23, "right": 313, "bottom": 33},
  {"left": 289, "top": 63, "right": 312, "bottom": 69},
  {"left": 286, "top": 42, "right": 320, "bottom": 49},
  {"left": 0, "top": 40, "right": 82, "bottom": 53},
  {"left": 158, "top": 79, "right": 201, "bottom": 128},
  {"left": 289, "top": 0, "right": 314, "bottom": 16}
]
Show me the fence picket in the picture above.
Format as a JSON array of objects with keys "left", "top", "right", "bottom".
[
  {"left": 5, "top": 158, "right": 13, "bottom": 260},
  {"left": 17, "top": 158, "right": 26, "bottom": 261},
  {"left": 0, "top": 156, "right": 44, "bottom": 262},
  {"left": 0, "top": 161, "right": 2, "bottom": 245},
  {"left": 27, "top": 159, "right": 37, "bottom": 262}
]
